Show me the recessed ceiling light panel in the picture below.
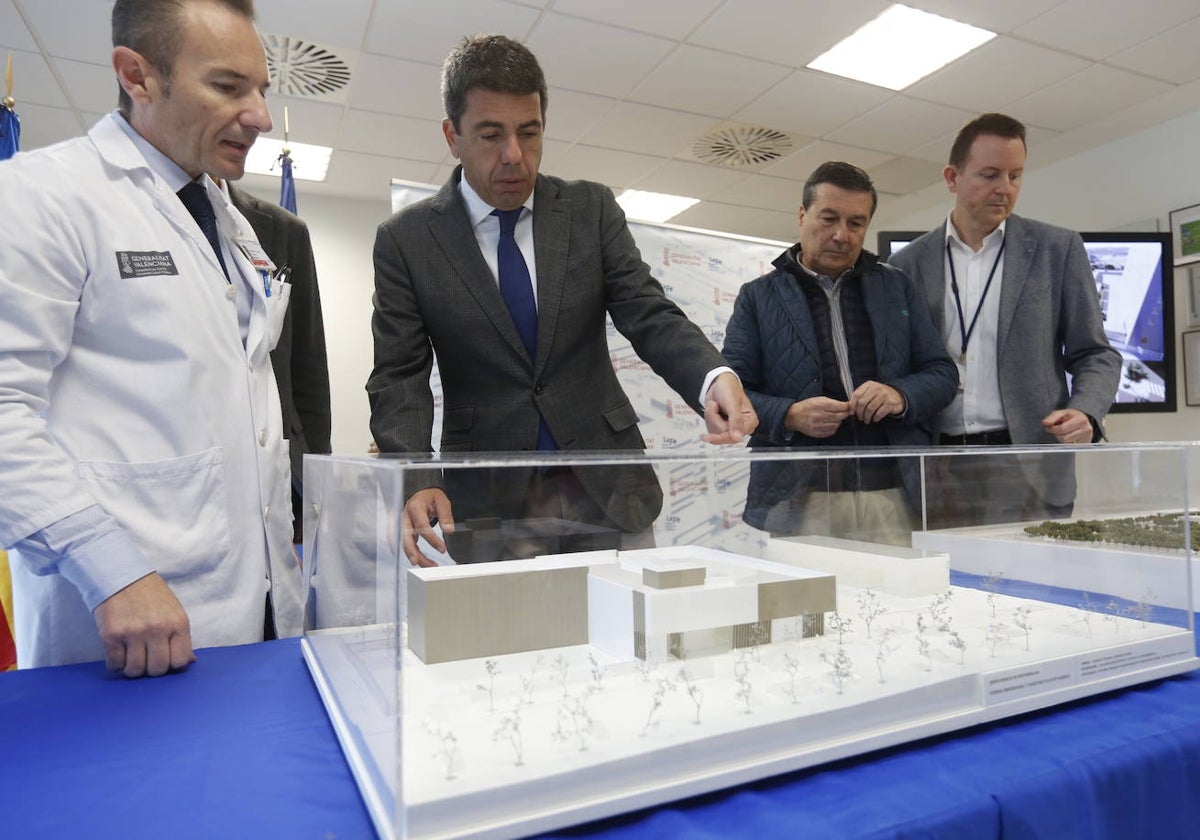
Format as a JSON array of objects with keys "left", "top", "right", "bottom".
[{"left": 807, "top": 4, "right": 995, "bottom": 91}]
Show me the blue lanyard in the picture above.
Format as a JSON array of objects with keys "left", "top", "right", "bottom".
[{"left": 946, "top": 236, "right": 1005, "bottom": 363}]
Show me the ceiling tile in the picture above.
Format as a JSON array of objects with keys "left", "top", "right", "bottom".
[
  {"left": 579, "top": 102, "right": 718, "bottom": 157},
  {"left": 826, "top": 98, "right": 975, "bottom": 155},
  {"left": 905, "top": 130, "right": 959, "bottom": 164},
  {"left": 670, "top": 200, "right": 796, "bottom": 242},
  {"left": 1007, "top": 65, "right": 1173, "bottom": 133},
  {"left": 1014, "top": 0, "right": 1200, "bottom": 60},
  {"left": 905, "top": 122, "right": 1059, "bottom": 165},
  {"left": 867, "top": 156, "right": 945, "bottom": 195},
  {"left": 550, "top": 144, "right": 664, "bottom": 191},
  {"left": 549, "top": 0, "right": 724, "bottom": 39},
  {"left": 627, "top": 159, "right": 754, "bottom": 203},
  {"left": 316, "top": 150, "right": 441, "bottom": 201},
  {"left": 717, "top": 174, "right": 806, "bottom": 213},
  {"left": 18, "top": 0, "right": 112, "bottom": 65},
  {"left": 688, "top": 0, "right": 889, "bottom": 67},
  {"left": 628, "top": 44, "right": 790, "bottom": 119},
  {"left": 903, "top": 0, "right": 1062, "bottom": 33},
  {"left": 533, "top": 137, "right": 572, "bottom": 174},
  {"left": 346, "top": 53, "right": 443, "bottom": 118},
  {"left": 543, "top": 89, "right": 618, "bottom": 143},
  {"left": 257, "top": 96, "right": 346, "bottom": 148},
  {"left": 255, "top": 0, "right": 374, "bottom": 52},
  {"left": 364, "top": 0, "right": 541, "bottom": 64},
  {"left": 734, "top": 69, "right": 891, "bottom": 139},
  {"left": 906, "top": 37, "right": 1090, "bottom": 112},
  {"left": 338, "top": 110, "right": 447, "bottom": 162},
  {"left": 761, "top": 140, "right": 894, "bottom": 180},
  {"left": 53, "top": 58, "right": 117, "bottom": 114},
  {"left": 2, "top": 48, "right": 69, "bottom": 110},
  {"left": 0, "top": 1, "right": 38, "bottom": 52},
  {"left": 527, "top": 13, "right": 675, "bottom": 99},
  {"left": 258, "top": 0, "right": 374, "bottom": 51},
  {"left": 1108, "top": 16, "right": 1200, "bottom": 85}
]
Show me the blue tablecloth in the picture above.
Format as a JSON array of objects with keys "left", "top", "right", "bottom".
[{"left": 2, "top": 636, "right": 1199, "bottom": 839}]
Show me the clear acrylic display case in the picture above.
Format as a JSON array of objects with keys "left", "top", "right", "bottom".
[{"left": 300, "top": 444, "right": 1198, "bottom": 840}]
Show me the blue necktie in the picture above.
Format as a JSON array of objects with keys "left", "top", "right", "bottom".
[
  {"left": 493, "top": 208, "right": 538, "bottom": 358},
  {"left": 178, "top": 181, "right": 230, "bottom": 281},
  {"left": 492, "top": 208, "right": 556, "bottom": 452}
]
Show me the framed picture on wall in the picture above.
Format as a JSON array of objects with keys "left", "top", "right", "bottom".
[
  {"left": 1190, "top": 266, "right": 1200, "bottom": 327},
  {"left": 1169, "top": 203, "right": 1200, "bottom": 265},
  {"left": 1183, "top": 330, "right": 1200, "bottom": 406}
]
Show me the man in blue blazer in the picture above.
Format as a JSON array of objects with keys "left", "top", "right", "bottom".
[
  {"left": 367, "top": 35, "right": 756, "bottom": 566},
  {"left": 722, "top": 162, "right": 957, "bottom": 543},
  {"left": 888, "top": 113, "right": 1120, "bottom": 525}
]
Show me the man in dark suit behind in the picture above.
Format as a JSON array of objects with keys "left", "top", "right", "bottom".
[
  {"left": 888, "top": 113, "right": 1120, "bottom": 526},
  {"left": 367, "top": 34, "right": 756, "bottom": 567},
  {"left": 229, "top": 185, "right": 332, "bottom": 542}
]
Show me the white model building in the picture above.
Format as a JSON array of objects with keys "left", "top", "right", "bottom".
[{"left": 407, "top": 547, "right": 836, "bottom": 665}]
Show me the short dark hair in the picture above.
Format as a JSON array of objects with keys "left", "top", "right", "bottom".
[
  {"left": 442, "top": 34, "right": 548, "bottom": 133},
  {"left": 949, "top": 113, "right": 1026, "bottom": 169},
  {"left": 803, "top": 161, "right": 877, "bottom": 217},
  {"left": 112, "top": 0, "right": 257, "bottom": 116}
]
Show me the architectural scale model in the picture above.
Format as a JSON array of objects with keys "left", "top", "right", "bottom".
[{"left": 302, "top": 538, "right": 1198, "bottom": 840}]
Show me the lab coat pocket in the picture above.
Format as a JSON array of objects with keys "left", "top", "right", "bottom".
[
  {"left": 266, "top": 281, "right": 292, "bottom": 350},
  {"left": 76, "top": 448, "right": 233, "bottom": 582}
]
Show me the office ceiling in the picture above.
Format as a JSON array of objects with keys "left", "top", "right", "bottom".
[{"left": 5, "top": 0, "right": 1200, "bottom": 241}]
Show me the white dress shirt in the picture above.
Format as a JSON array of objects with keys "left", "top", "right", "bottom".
[{"left": 940, "top": 215, "right": 1007, "bottom": 435}]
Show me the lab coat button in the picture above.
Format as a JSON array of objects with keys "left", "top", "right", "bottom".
[
  {"left": 258, "top": 429, "right": 267, "bottom": 446},
  {"left": 225, "top": 285, "right": 237, "bottom": 301}
]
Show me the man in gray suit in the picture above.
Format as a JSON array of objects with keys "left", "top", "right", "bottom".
[
  {"left": 889, "top": 113, "right": 1120, "bottom": 525},
  {"left": 367, "top": 34, "right": 756, "bottom": 566}
]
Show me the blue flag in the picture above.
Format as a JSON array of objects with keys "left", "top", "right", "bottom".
[
  {"left": 0, "top": 103, "right": 19, "bottom": 161},
  {"left": 279, "top": 151, "right": 297, "bottom": 214}
]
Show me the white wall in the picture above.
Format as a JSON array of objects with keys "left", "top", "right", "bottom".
[{"left": 886, "top": 108, "right": 1200, "bottom": 444}]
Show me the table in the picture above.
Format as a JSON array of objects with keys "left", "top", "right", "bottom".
[{"left": 2, "top": 636, "right": 1199, "bottom": 840}]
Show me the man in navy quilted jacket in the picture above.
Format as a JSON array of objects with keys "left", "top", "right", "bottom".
[{"left": 722, "top": 162, "right": 956, "bottom": 544}]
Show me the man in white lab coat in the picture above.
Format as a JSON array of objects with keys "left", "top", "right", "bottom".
[{"left": 0, "top": 0, "right": 301, "bottom": 675}]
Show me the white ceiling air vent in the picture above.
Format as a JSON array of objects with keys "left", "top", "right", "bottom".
[
  {"left": 260, "top": 34, "right": 351, "bottom": 98},
  {"left": 685, "top": 123, "right": 797, "bottom": 169}
]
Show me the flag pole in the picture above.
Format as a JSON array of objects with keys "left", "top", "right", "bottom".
[{"left": 4, "top": 53, "right": 14, "bottom": 109}]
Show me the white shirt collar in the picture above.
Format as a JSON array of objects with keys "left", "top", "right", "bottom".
[
  {"left": 944, "top": 212, "right": 1006, "bottom": 253},
  {"left": 457, "top": 170, "right": 535, "bottom": 229}
]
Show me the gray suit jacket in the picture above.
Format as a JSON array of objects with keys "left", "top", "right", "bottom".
[
  {"left": 889, "top": 214, "right": 1120, "bottom": 443},
  {"left": 367, "top": 169, "right": 727, "bottom": 532},
  {"left": 890, "top": 214, "right": 1121, "bottom": 506}
]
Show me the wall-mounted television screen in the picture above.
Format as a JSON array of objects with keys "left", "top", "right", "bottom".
[{"left": 877, "top": 229, "right": 1176, "bottom": 414}]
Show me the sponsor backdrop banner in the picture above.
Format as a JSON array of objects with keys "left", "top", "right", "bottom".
[{"left": 390, "top": 180, "right": 788, "bottom": 554}]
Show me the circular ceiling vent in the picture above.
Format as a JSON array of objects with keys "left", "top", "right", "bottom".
[
  {"left": 261, "top": 35, "right": 351, "bottom": 97},
  {"left": 691, "top": 124, "right": 795, "bottom": 168}
]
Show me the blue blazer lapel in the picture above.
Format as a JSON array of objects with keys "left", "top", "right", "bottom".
[{"left": 428, "top": 174, "right": 533, "bottom": 366}]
